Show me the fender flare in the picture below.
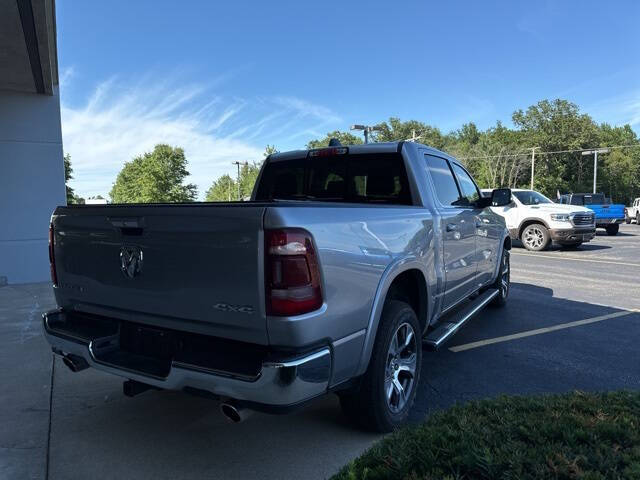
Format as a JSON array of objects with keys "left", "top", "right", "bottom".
[
  {"left": 354, "top": 256, "right": 431, "bottom": 377},
  {"left": 517, "top": 217, "right": 551, "bottom": 237}
]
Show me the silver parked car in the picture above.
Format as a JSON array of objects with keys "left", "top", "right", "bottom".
[{"left": 43, "top": 141, "right": 511, "bottom": 432}]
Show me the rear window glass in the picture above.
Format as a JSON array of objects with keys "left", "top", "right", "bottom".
[
  {"left": 255, "top": 153, "right": 412, "bottom": 205},
  {"left": 571, "top": 194, "right": 605, "bottom": 205}
]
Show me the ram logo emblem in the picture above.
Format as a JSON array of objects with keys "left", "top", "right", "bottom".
[{"left": 120, "top": 246, "right": 143, "bottom": 279}]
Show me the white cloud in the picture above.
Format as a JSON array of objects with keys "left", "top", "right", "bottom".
[
  {"left": 585, "top": 89, "right": 640, "bottom": 130},
  {"left": 61, "top": 76, "right": 342, "bottom": 199},
  {"left": 59, "top": 66, "right": 75, "bottom": 90}
]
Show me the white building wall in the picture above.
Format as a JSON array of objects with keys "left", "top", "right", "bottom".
[{"left": 0, "top": 87, "right": 65, "bottom": 284}]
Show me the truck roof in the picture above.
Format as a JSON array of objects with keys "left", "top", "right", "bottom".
[{"left": 268, "top": 141, "right": 458, "bottom": 165}]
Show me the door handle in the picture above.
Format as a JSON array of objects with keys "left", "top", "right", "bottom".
[{"left": 446, "top": 223, "right": 458, "bottom": 232}]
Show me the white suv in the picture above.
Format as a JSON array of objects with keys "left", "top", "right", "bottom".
[{"left": 481, "top": 189, "right": 596, "bottom": 251}]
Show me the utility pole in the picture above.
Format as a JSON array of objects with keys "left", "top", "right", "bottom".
[
  {"left": 581, "top": 148, "right": 609, "bottom": 193},
  {"left": 529, "top": 147, "right": 539, "bottom": 190},
  {"left": 351, "top": 124, "right": 383, "bottom": 144},
  {"left": 232, "top": 161, "right": 248, "bottom": 200}
]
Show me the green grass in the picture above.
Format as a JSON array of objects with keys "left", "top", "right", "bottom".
[{"left": 333, "top": 391, "right": 640, "bottom": 480}]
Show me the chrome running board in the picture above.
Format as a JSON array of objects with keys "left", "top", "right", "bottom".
[{"left": 423, "top": 288, "right": 499, "bottom": 351}]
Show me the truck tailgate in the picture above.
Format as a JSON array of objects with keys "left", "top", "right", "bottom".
[
  {"left": 51, "top": 204, "right": 268, "bottom": 344},
  {"left": 590, "top": 204, "right": 625, "bottom": 220}
]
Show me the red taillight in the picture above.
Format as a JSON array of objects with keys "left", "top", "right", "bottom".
[
  {"left": 265, "top": 229, "right": 323, "bottom": 316},
  {"left": 48, "top": 223, "right": 58, "bottom": 286}
]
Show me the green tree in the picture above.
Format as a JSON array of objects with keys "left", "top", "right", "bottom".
[
  {"left": 238, "top": 162, "right": 261, "bottom": 199},
  {"left": 109, "top": 144, "right": 197, "bottom": 203},
  {"left": 375, "top": 118, "right": 447, "bottom": 150},
  {"left": 205, "top": 174, "right": 236, "bottom": 202},
  {"left": 264, "top": 144, "right": 279, "bottom": 157},
  {"left": 307, "top": 130, "right": 363, "bottom": 149},
  {"left": 64, "top": 153, "right": 75, "bottom": 204},
  {"left": 205, "top": 145, "right": 276, "bottom": 202},
  {"left": 512, "top": 99, "right": 600, "bottom": 196},
  {"left": 302, "top": 98, "right": 640, "bottom": 202},
  {"left": 601, "top": 150, "right": 639, "bottom": 204},
  {"left": 64, "top": 153, "right": 86, "bottom": 204}
]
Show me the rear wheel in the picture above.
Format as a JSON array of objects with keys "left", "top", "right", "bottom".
[
  {"left": 636, "top": 212, "right": 640, "bottom": 225},
  {"left": 339, "top": 300, "right": 421, "bottom": 432},
  {"left": 606, "top": 224, "right": 619, "bottom": 236},
  {"left": 490, "top": 247, "right": 509, "bottom": 307},
  {"left": 520, "top": 224, "right": 550, "bottom": 251}
]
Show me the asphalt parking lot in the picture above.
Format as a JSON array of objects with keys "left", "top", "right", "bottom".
[{"left": 2, "top": 224, "right": 639, "bottom": 479}]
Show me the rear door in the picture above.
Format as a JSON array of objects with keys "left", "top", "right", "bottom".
[{"left": 424, "top": 155, "right": 477, "bottom": 310}]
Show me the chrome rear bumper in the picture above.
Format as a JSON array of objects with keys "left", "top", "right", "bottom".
[{"left": 42, "top": 309, "right": 331, "bottom": 407}]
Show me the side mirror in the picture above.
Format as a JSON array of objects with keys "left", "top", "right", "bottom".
[{"left": 491, "top": 188, "right": 512, "bottom": 207}]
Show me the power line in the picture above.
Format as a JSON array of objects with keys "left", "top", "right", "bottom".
[{"left": 459, "top": 144, "right": 640, "bottom": 160}]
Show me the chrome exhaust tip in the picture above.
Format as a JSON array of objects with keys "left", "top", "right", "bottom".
[
  {"left": 220, "top": 401, "right": 253, "bottom": 423},
  {"left": 62, "top": 354, "right": 89, "bottom": 373}
]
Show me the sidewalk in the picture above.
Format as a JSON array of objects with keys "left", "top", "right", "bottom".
[{"left": 0, "top": 283, "right": 56, "bottom": 479}]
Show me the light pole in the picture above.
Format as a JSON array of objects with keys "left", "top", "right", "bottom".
[
  {"left": 232, "top": 161, "right": 248, "bottom": 200},
  {"left": 529, "top": 147, "right": 539, "bottom": 190},
  {"left": 351, "top": 124, "right": 382, "bottom": 144},
  {"left": 581, "top": 148, "right": 609, "bottom": 193}
]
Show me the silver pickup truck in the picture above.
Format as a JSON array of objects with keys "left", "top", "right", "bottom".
[{"left": 43, "top": 141, "right": 512, "bottom": 432}]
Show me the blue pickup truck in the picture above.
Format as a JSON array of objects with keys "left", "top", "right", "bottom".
[{"left": 558, "top": 193, "right": 625, "bottom": 235}]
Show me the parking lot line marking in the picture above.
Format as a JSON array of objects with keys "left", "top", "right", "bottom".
[
  {"left": 511, "top": 252, "right": 640, "bottom": 268},
  {"left": 449, "top": 310, "right": 636, "bottom": 353}
]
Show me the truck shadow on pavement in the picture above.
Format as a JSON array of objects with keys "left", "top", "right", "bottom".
[
  {"left": 510, "top": 241, "right": 612, "bottom": 251},
  {"left": 410, "top": 282, "right": 640, "bottom": 422},
  {"left": 595, "top": 230, "right": 637, "bottom": 237}
]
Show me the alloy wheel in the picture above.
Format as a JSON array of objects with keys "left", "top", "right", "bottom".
[
  {"left": 523, "top": 227, "right": 544, "bottom": 249},
  {"left": 384, "top": 322, "right": 417, "bottom": 414},
  {"left": 500, "top": 250, "right": 510, "bottom": 298}
]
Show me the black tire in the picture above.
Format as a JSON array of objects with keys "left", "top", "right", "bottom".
[
  {"left": 626, "top": 216, "right": 631, "bottom": 224},
  {"left": 636, "top": 212, "right": 640, "bottom": 225},
  {"left": 339, "top": 300, "right": 421, "bottom": 432},
  {"left": 560, "top": 242, "right": 583, "bottom": 250},
  {"left": 606, "top": 224, "right": 619, "bottom": 236},
  {"left": 490, "top": 247, "right": 510, "bottom": 307},
  {"left": 520, "top": 223, "right": 550, "bottom": 251}
]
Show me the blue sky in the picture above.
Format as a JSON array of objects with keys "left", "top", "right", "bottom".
[{"left": 57, "top": 0, "right": 640, "bottom": 198}]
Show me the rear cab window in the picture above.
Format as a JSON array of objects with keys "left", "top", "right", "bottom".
[{"left": 255, "top": 152, "right": 413, "bottom": 205}]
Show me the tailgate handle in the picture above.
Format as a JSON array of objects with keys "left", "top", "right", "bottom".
[
  {"left": 108, "top": 217, "right": 145, "bottom": 236},
  {"left": 120, "top": 227, "right": 144, "bottom": 236}
]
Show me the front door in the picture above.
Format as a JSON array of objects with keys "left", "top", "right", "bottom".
[{"left": 450, "top": 162, "right": 501, "bottom": 287}]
